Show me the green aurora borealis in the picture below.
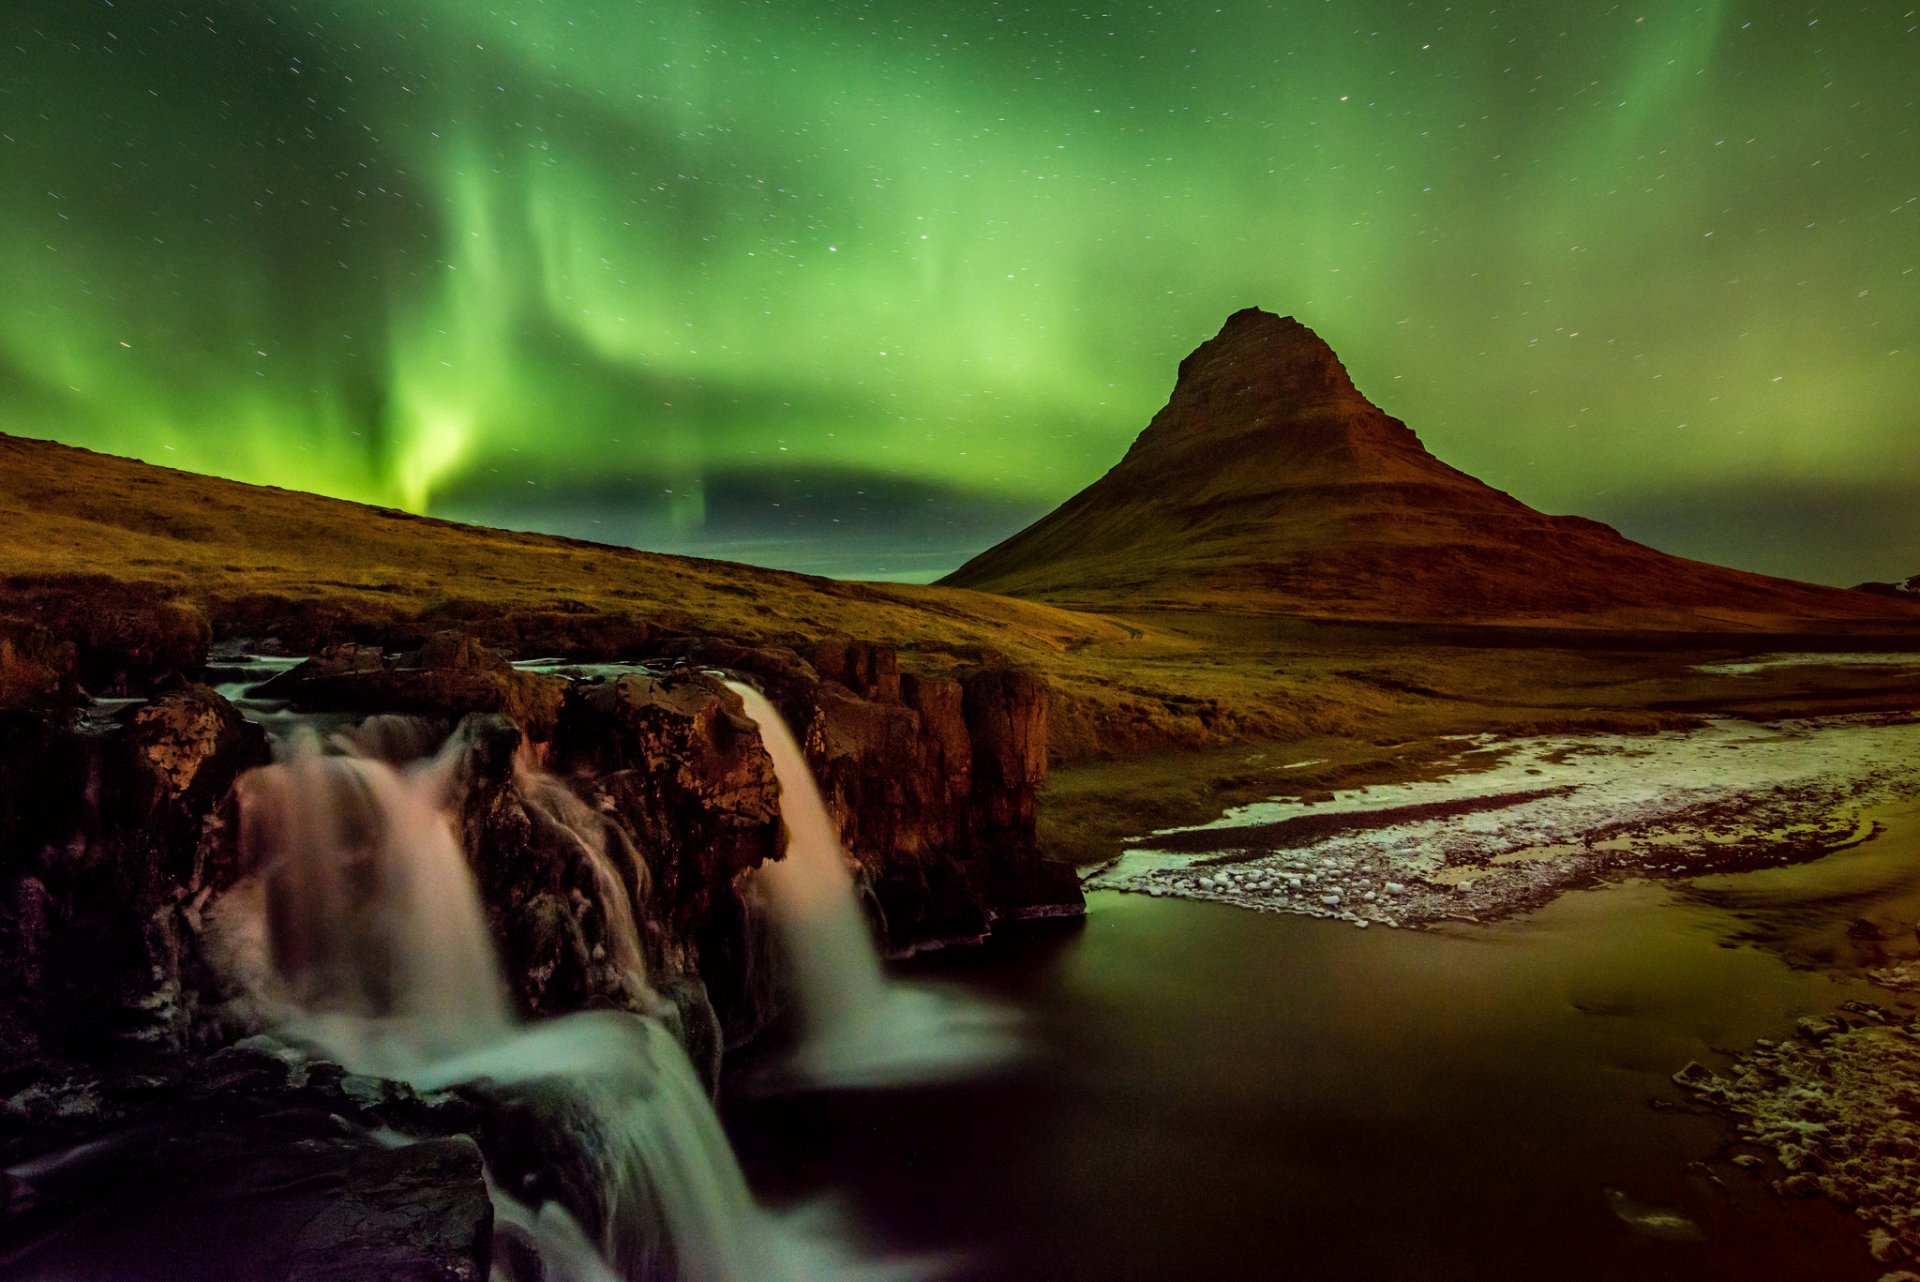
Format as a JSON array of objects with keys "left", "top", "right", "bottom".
[{"left": 2, "top": 1, "right": 1915, "bottom": 581}]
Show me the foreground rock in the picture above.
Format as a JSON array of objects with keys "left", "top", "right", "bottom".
[
  {"left": 0, "top": 686, "right": 269, "bottom": 1059},
  {"left": 1, "top": 1042, "right": 492, "bottom": 1281}
]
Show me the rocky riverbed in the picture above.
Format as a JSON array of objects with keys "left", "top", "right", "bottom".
[{"left": 1086, "top": 715, "right": 1920, "bottom": 928}]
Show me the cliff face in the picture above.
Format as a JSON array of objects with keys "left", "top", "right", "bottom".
[
  {"left": 945, "top": 308, "right": 1916, "bottom": 629},
  {"left": 0, "top": 629, "right": 1080, "bottom": 1064}
]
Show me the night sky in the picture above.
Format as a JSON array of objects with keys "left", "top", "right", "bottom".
[{"left": 3, "top": 2, "right": 1914, "bottom": 583}]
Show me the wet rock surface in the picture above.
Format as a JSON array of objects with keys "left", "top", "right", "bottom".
[{"left": 0, "top": 686, "right": 270, "bottom": 1060}]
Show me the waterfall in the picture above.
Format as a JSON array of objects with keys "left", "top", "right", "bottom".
[
  {"left": 723, "top": 683, "right": 889, "bottom": 1033},
  {"left": 726, "top": 682, "right": 1021, "bottom": 1088},
  {"left": 236, "top": 734, "right": 512, "bottom": 1073},
  {"left": 225, "top": 721, "right": 882, "bottom": 1282},
  {"left": 408, "top": 1013, "right": 790, "bottom": 1281}
]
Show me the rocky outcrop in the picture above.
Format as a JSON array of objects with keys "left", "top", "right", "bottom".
[
  {"left": 0, "top": 628, "right": 1080, "bottom": 1057},
  {"left": 551, "top": 673, "right": 780, "bottom": 939},
  {"left": 0, "top": 622, "right": 1082, "bottom": 1279},
  {"left": 0, "top": 687, "right": 268, "bottom": 1060},
  {"left": 257, "top": 633, "right": 567, "bottom": 741}
]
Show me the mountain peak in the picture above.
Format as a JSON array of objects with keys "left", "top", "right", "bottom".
[
  {"left": 942, "top": 307, "right": 1905, "bottom": 627},
  {"left": 1120, "top": 309, "right": 1423, "bottom": 484},
  {"left": 1170, "top": 309, "right": 1362, "bottom": 415}
]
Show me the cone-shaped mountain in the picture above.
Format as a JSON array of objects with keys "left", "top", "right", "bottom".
[{"left": 943, "top": 308, "right": 1911, "bottom": 627}]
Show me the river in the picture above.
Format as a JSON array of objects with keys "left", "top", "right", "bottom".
[{"left": 732, "top": 802, "right": 1920, "bottom": 1280}]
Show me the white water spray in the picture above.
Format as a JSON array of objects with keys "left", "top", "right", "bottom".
[{"left": 726, "top": 682, "right": 1021, "bottom": 1088}]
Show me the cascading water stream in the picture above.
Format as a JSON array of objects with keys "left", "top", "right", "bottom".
[
  {"left": 514, "top": 764, "right": 653, "bottom": 1008},
  {"left": 726, "top": 682, "right": 1020, "bottom": 1088}
]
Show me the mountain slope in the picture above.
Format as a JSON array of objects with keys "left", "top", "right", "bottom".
[{"left": 944, "top": 309, "right": 1913, "bottom": 628}]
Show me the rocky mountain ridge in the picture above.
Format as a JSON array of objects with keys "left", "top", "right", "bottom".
[{"left": 1856, "top": 574, "right": 1920, "bottom": 600}]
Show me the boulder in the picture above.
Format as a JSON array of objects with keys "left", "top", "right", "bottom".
[
  {"left": 257, "top": 634, "right": 567, "bottom": 742},
  {"left": 113, "top": 686, "right": 272, "bottom": 879}
]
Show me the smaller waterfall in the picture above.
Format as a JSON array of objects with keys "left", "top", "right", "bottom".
[
  {"left": 724, "top": 683, "right": 889, "bottom": 1031},
  {"left": 727, "top": 682, "right": 1021, "bottom": 1088}
]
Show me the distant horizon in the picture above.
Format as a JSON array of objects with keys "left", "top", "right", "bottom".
[{"left": 432, "top": 488, "right": 1913, "bottom": 592}]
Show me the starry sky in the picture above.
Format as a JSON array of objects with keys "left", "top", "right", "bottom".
[{"left": 2, "top": 1, "right": 1914, "bottom": 583}]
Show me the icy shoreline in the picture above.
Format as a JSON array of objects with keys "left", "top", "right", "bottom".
[
  {"left": 1677, "top": 1004, "right": 1920, "bottom": 1274},
  {"left": 1086, "top": 715, "right": 1920, "bottom": 928}
]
